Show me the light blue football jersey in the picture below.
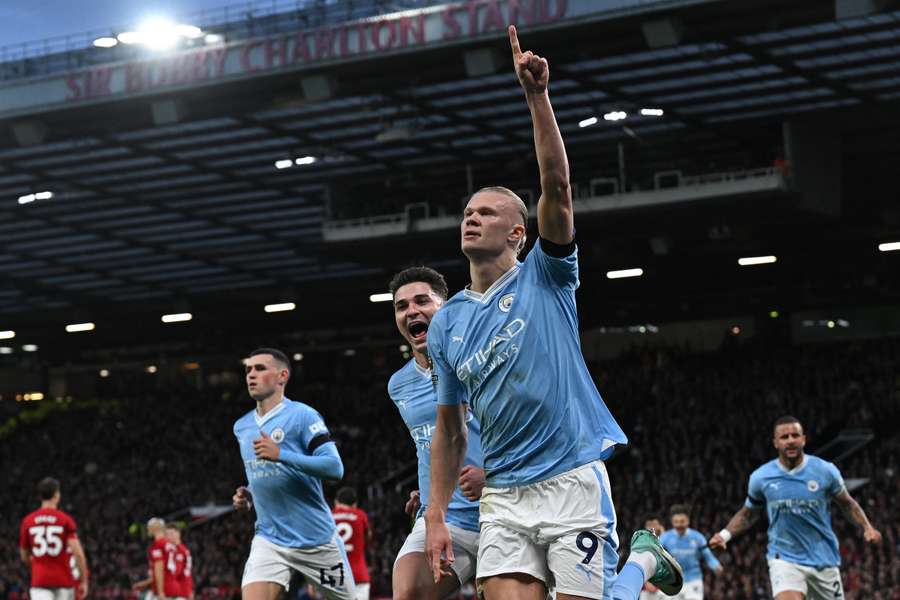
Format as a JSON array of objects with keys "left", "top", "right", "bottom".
[
  {"left": 660, "top": 528, "right": 720, "bottom": 583},
  {"left": 744, "top": 454, "right": 845, "bottom": 568},
  {"left": 429, "top": 240, "right": 627, "bottom": 486},
  {"left": 234, "top": 398, "right": 338, "bottom": 548},
  {"left": 389, "top": 359, "right": 483, "bottom": 532}
]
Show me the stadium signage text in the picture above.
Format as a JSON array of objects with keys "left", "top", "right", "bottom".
[{"left": 64, "top": 0, "right": 568, "bottom": 102}]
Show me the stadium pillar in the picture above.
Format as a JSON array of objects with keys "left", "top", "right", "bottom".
[{"left": 783, "top": 120, "right": 842, "bottom": 216}]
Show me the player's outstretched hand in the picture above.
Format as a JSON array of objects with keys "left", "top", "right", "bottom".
[
  {"left": 253, "top": 430, "right": 281, "bottom": 461},
  {"left": 404, "top": 490, "right": 421, "bottom": 516},
  {"left": 424, "top": 508, "right": 455, "bottom": 583},
  {"left": 864, "top": 526, "right": 883, "bottom": 545},
  {"left": 458, "top": 465, "right": 486, "bottom": 501},
  {"left": 233, "top": 486, "right": 253, "bottom": 511},
  {"left": 708, "top": 532, "right": 728, "bottom": 551},
  {"left": 509, "top": 25, "right": 548, "bottom": 94}
]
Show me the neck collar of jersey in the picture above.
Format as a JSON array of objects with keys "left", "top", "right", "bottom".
[
  {"left": 255, "top": 398, "right": 286, "bottom": 427},
  {"left": 413, "top": 360, "right": 431, "bottom": 377},
  {"left": 464, "top": 262, "right": 520, "bottom": 304},
  {"left": 776, "top": 453, "right": 808, "bottom": 474}
]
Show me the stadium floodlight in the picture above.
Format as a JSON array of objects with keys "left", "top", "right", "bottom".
[
  {"left": 161, "top": 312, "right": 192, "bottom": 323},
  {"left": 738, "top": 255, "right": 777, "bottom": 266},
  {"left": 22, "top": 344, "right": 38, "bottom": 352},
  {"left": 603, "top": 111, "right": 627, "bottom": 121},
  {"left": 606, "top": 268, "right": 644, "bottom": 279},
  {"left": 292, "top": 353, "right": 304, "bottom": 361},
  {"left": 879, "top": 241, "right": 900, "bottom": 252},
  {"left": 65, "top": 322, "right": 95, "bottom": 333},
  {"left": 369, "top": 292, "right": 393, "bottom": 303},
  {"left": 146, "top": 365, "right": 158, "bottom": 374},
  {"left": 578, "top": 116, "right": 598, "bottom": 128},
  {"left": 175, "top": 24, "right": 203, "bottom": 39},
  {"left": 640, "top": 108, "right": 664, "bottom": 117},
  {"left": 295, "top": 156, "right": 317, "bottom": 166},
  {"left": 0, "top": 347, "right": 12, "bottom": 354},
  {"left": 204, "top": 33, "right": 224, "bottom": 44},
  {"left": 0, "top": 330, "right": 14, "bottom": 340},
  {"left": 35, "top": 191, "right": 53, "bottom": 200},
  {"left": 99, "top": 369, "right": 110, "bottom": 378},
  {"left": 18, "top": 194, "right": 36, "bottom": 205},
  {"left": 264, "top": 302, "right": 296, "bottom": 313},
  {"left": 139, "top": 20, "right": 180, "bottom": 50},
  {"left": 93, "top": 37, "right": 118, "bottom": 48},
  {"left": 117, "top": 31, "right": 146, "bottom": 45},
  {"left": 274, "top": 159, "right": 293, "bottom": 169}
]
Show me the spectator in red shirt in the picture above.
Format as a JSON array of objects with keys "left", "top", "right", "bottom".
[
  {"left": 19, "top": 477, "right": 89, "bottom": 600},
  {"left": 332, "top": 488, "right": 372, "bottom": 600}
]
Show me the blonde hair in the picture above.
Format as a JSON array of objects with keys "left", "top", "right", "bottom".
[{"left": 471, "top": 186, "right": 528, "bottom": 255}]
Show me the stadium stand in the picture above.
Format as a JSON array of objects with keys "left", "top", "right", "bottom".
[{"left": 1, "top": 336, "right": 898, "bottom": 599}]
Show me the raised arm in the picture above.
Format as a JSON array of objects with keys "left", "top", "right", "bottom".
[
  {"left": 833, "top": 489, "right": 882, "bottom": 545},
  {"left": 708, "top": 505, "right": 760, "bottom": 550},
  {"left": 509, "top": 25, "right": 573, "bottom": 245},
  {"left": 425, "top": 403, "right": 468, "bottom": 582}
]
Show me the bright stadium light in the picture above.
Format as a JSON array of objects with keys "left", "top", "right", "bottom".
[
  {"left": 117, "top": 31, "right": 146, "bottom": 45},
  {"left": 204, "top": 33, "right": 224, "bottom": 44},
  {"left": 35, "top": 191, "right": 53, "bottom": 200},
  {"left": 606, "top": 268, "right": 644, "bottom": 279},
  {"left": 738, "top": 255, "right": 777, "bottom": 266},
  {"left": 369, "top": 292, "right": 393, "bottom": 303},
  {"left": 292, "top": 353, "right": 304, "bottom": 361},
  {"left": 295, "top": 156, "right": 317, "bottom": 166},
  {"left": 99, "top": 369, "right": 110, "bottom": 378},
  {"left": 275, "top": 159, "right": 293, "bottom": 169},
  {"left": 579, "top": 116, "right": 598, "bottom": 128},
  {"left": 640, "top": 108, "right": 665, "bottom": 117},
  {"left": 0, "top": 330, "right": 14, "bottom": 340},
  {"left": 264, "top": 302, "right": 296, "bottom": 313},
  {"left": 604, "top": 111, "right": 627, "bottom": 121},
  {"left": 140, "top": 20, "right": 180, "bottom": 50},
  {"left": 65, "top": 322, "right": 95, "bottom": 333},
  {"left": 161, "top": 312, "right": 192, "bottom": 323},
  {"left": 18, "top": 194, "right": 35, "bottom": 205},
  {"left": 0, "top": 347, "right": 12, "bottom": 354},
  {"left": 174, "top": 24, "right": 203, "bottom": 39},
  {"left": 93, "top": 37, "right": 118, "bottom": 48},
  {"left": 879, "top": 241, "right": 900, "bottom": 252},
  {"left": 22, "top": 344, "right": 38, "bottom": 352},
  {"left": 146, "top": 365, "right": 158, "bottom": 374}
]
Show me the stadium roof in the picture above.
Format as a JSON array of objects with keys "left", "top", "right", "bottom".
[{"left": 1, "top": 0, "right": 899, "bottom": 359}]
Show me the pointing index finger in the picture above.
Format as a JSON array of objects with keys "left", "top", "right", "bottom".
[{"left": 508, "top": 25, "right": 521, "bottom": 58}]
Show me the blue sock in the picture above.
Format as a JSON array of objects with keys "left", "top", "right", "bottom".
[{"left": 610, "top": 562, "right": 645, "bottom": 600}]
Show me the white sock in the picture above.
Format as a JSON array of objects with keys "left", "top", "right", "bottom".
[{"left": 627, "top": 551, "right": 658, "bottom": 582}]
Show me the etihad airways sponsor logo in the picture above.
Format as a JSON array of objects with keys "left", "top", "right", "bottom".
[{"left": 456, "top": 318, "right": 525, "bottom": 383}]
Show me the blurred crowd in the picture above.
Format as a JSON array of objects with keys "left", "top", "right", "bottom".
[{"left": 1, "top": 336, "right": 898, "bottom": 599}]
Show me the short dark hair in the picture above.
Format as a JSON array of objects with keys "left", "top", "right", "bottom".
[
  {"left": 774, "top": 415, "right": 802, "bottom": 434},
  {"left": 335, "top": 487, "right": 357, "bottom": 505},
  {"left": 643, "top": 513, "right": 663, "bottom": 526},
  {"left": 37, "top": 477, "right": 60, "bottom": 500},
  {"left": 165, "top": 522, "right": 179, "bottom": 531},
  {"left": 389, "top": 267, "right": 449, "bottom": 301},
  {"left": 248, "top": 347, "right": 291, "bottom": 375},
  {"left": 670, "top": 504, "right": 690, "bottom": 518}
]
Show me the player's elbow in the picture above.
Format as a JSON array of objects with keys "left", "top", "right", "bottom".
[{"left": 541, "top": 172, "right": 571, "bottom": 200}]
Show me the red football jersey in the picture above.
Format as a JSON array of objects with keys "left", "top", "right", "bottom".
[
  {"left": 148, "top": 538, "right": 182, "bottom": 597},
  {"left": 172, "top": 543, "right": 194, "bottom": 597},
  {"left": 332, "top": 506, "right": 370, "bottom": 584},
  {"left": 19, "top": 508, "right": 78, "bottom": 588}
]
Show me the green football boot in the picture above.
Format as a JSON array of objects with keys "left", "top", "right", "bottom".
[{"left": 629, "top": 528, "right": 684, "bottom": 595}]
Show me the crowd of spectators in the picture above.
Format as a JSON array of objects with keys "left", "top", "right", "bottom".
[{"left": 1, "top": 336, "right": 898, "bottom": 599}]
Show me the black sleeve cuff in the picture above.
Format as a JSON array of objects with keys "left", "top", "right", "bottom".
[{"left": 540, "top": 236, "right": 576, "bottom": 258}]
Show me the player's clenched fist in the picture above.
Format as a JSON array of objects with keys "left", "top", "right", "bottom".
[
  {"left": 708, "top": 532, "right": 728, "bottom": 551},
  {"left": 458, "top": 465, "right": 485, "bottom": 501},
  {"left": 509, "top": 25, "right": 549, "bottom": 94},
  {"left": 404, "top": 490, "right": 421, "bottom": 516},
  {"left": 233, "top": 486, "right": 253, "bottom": 511},
  {"left": 253, "top": 430, "right": 281, "bottom": 461}
]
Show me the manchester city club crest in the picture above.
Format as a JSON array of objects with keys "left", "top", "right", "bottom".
[
  {"left": 271, "top": 428, "right": 285, "bottom": 444},
  {"left": 807, "top": 479, "right": 820, "bottom": 492},
  {"left": 498, "top": 293, "right": 515, "bottom": 312}
]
